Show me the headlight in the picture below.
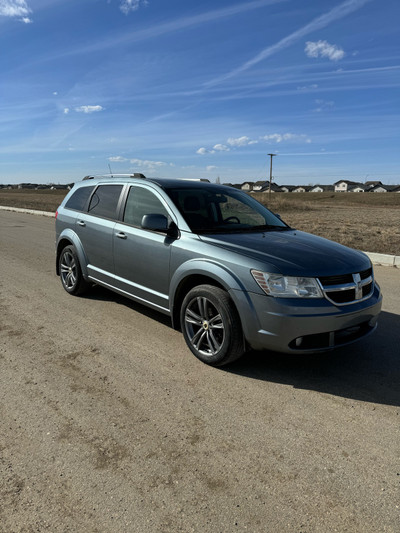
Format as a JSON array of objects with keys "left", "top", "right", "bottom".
[{"left": 251, "top": 270, "right": 323, "bottom": 298}]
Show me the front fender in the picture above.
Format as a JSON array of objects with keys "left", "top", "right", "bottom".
[
  {"left": 56, "top": 229, "right": 89, "bottom": 279},
  {"left": 169, "top": 259, "right": 260, "bottom": 336}
]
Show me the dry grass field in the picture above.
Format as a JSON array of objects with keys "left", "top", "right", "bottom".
[{"left": 1, "top": 188, "right": 399, "bottom": 255}]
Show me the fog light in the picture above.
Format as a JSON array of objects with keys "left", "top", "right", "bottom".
[{"left": 295, "top": 337, "right": 303, "bottom": 347}]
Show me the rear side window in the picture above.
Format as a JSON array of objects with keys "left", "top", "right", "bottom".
[
  {"left": 88, "top": 185, "right": 123, "bottom": 220},
  {"left": 65, "top": 186, "right": 94, "bottom": 212}
]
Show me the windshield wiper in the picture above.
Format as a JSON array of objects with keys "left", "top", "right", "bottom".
[
  {"left": 195, "top": 224, "right": 291, "bottom": 234},
  {"left": 239, "top": 224, "right": 291, "bottom": 232}
]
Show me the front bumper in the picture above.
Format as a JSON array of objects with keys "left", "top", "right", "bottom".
[{"left": 231, "top": 283, "right": 382, "bottom": 354}]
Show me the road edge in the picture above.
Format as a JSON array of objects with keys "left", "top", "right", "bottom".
[{"left": 1, "top": 205, "right": 399, "bottom": 267}]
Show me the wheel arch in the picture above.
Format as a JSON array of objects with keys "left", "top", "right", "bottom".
[
  {"left": 170, "top": 260, "right": 246, "bottom": 331},
  {"left": 56, "top": 230, "right": 88, "bottom": 279}
]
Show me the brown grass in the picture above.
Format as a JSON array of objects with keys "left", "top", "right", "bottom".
[
  {"left": 1, "top": 188, "right": 399, "bottom": 255},
  {"left": 254, "top": 192, "right": 400, "bottom": 255}
]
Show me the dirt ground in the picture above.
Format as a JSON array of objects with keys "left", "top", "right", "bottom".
[
  {"left": 0, "top": 210, "right": 399, "bottom": 532},
  {"left": 1, "top": 188, "right": 399, "bottom": 255}
]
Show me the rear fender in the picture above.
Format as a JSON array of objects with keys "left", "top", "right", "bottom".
[{"left": 56, "top": 229, "right": 89, "bottom": 279}]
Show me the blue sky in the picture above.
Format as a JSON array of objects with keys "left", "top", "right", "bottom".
[{"left": 1, "top": 0, "right": 399, "bottom": 185}]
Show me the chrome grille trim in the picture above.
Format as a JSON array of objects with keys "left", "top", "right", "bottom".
[{"left": 317, "top": 272, "right": 374, "bottom": 306}]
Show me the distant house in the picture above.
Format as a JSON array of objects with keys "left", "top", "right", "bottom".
[
  {"left": 309, "top": 185, "right": 334, "bottom": 193},
  {"left": 348, "top": 184, "right": 366, "bottom": 193},
  {"left": 253, "top": 180, "right": 267, "bottom": 191},
  {"left": 280, "top": 185, "right": 296, "bottom": 193},
  {"left": 365, "top": 181, "right": 383, "bottom": 189},
  {"left": 334, "top": 180, "right": 364, "bottom": 192},
  {"left": 292, "top": 186, "right": 310, "bottom": 193},
  {"left": 254, "top": 181, "right": 282, "bottom": 193},
  {"left": 50, "top": 184, "right": 70, "bottom": 190},
  {"left": 18, "top": 183, "right": 38, "bottom": 189},
  {"left": 368, "top": 184, "right": 391, "bottom": 193},
  {"left": 241, "top": 182, "right": 255, "bottom": 191},
  {"left": 390, "top": 185, "right": 400, "bottom": 193}
]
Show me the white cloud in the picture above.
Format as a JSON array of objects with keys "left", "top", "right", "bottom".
[
  {"left": 314, "top": 99, "right": 334, "bottom": 112},
  {"left": 227, "top": 136, "right": 255, "bottom": 147},
  {"left": 120, "top": 0, "right": 148, "bottom": 15},
  {"left": 75, "top": 105, "right": 104, "bottom": 114},
  {"left": 297, "top": 83, "right": 319, "bottom": 91},
  {"left": 196, "top": 147, "right": 215, "bottom": 155},
  {"left": 108, "top": 156, "right": 128, "bottom": 162},
  {"left": 305, "top": 40, "right": 345, "bottom": 61},
  {"left": 63, "top": 108, "right": 70, "bottom": 114},
  {"left": 213, "top": 144, "right": 230, "bottom": 152},
  {"left": 130, "top": 158, "right": 167, "bottom": 169},
  {"left": 206, "top": 166, "right": 218, "bottom": 171},
  {"left": 53, "top": 92, "right": 58, "bottom": 96},
  {"left": 0, "top": 0, "right": 33, "bottom": 22},
  {"left": 261, "top": 133, "right": 312, "bottom": 143}
]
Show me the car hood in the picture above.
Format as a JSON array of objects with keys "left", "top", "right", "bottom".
[{"left": 198, "top": 229, "right": 371, "bottom": 276}]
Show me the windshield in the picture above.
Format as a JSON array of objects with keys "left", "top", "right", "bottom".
[{"left": 165, "top": 186, "right": 290, "bottom": 234}]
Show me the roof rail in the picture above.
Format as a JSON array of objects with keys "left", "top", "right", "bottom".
[{"left": 82, "top": 173, "right": 146, "bottom": 181}]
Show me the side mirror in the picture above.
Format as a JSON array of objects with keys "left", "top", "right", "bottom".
[
  {"left": 141, "top": 214, "right": 169, "bottom": 232},
  {"left": 275, "top": 213, "right": 281, "bottom": 219}
]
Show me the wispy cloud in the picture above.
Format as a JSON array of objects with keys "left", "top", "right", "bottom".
[
  {"left": 109, "top": 156, "right": 168, "bottom": 169},
  {"left": 40, "top": 0, "right": 287, "bottom": 62},
  {"left": 197, "top": 132, "right": 311, "bottom": 155},
  {"left": 120, "top": 0, "right": 148, "bottom": 15},
  {"left": 305, "top": 40, "right": 345, "bottom": 61},
  {"left": 0, "top": 0, "right": 32, "bottom": 22},
  {"left": 227, "top": 136, "right": 258, "bottom": 147},
  {"left": 75, "top": 105, "right": 104, "bottom": 114},
  {"left": 196, "top": 147, "right": 214, "bottom": 155},
  {"left": 261, "top": 133, "right": 312, "bottom": 143},
  {"left": 206, "top": 166, "right": 218, "bottom": 171},
  {"left": 313, "top": 99, "right": 335, "bottom": 112},
  {"left": 108, "top": 156, "right": 127, "bottom": 162},
  {"left": 204, "top": 0, "right": 371, "bottom": 88},
  {"left": 213, "top": 144, "right": 230, "bottom": 152}
]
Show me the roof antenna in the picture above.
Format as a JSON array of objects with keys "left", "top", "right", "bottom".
[{"left": 108, "top": 163, "right": 113, "bottom": 177}]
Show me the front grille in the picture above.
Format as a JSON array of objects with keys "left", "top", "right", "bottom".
[
  {"left": 319, "top": 267, "right": 372, "bottom": 286},
  {"left": 318, "top": 268, "right": 374, "bottom": 306}
]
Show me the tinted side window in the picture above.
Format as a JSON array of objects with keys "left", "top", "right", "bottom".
[
  {"left": 88, "top": 185, "right": 123, "bottom": 220},
  {"left": 124, "top": 186, "right": 169, "bottom": 227},
  {"left": 65, "top": 186, "right": 94, "bottom": 211}
]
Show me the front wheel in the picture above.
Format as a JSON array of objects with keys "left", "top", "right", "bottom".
[{"left": 180, "top": 285, "right": 245, "bottom": 366}]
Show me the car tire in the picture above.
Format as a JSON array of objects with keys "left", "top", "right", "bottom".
[
  {"left": 59, "top": 245, "right": 89, "bottom": 296},
  {"left": 180, "top": 284, "right": 245, "bottom": 366}
]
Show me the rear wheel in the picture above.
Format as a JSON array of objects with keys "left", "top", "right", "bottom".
[
  {"left": 180, "top": 285, "right": 245, "bottom": 366},
  {"left": 59, "top": 245, "right": 89, "bottom": 296}
]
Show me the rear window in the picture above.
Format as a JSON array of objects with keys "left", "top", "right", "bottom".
[
  {"left": 65, "top": 186, "right": 94, "bottom": 211},
  {"left": 88, "top": 184, "right": 123, "bottom": 220}
]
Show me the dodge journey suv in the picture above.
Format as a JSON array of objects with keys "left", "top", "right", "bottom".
[{"left": 55, "top": 174, "right": 382, "bottom": 366}]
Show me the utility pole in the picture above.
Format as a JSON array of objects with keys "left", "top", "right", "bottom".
[{"left": 268, "top": 153, "right": 276, "bottom": 201}]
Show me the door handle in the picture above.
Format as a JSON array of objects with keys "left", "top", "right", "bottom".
[
  {"left": 77, "top": 220, "right": 86, "bottom": 227},
  {"left": 116, "top": 232, "right": 127, "bottom": 239}
]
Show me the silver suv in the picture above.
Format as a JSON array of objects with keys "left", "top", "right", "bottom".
[{"left": 55, "top": 175, "right": 382, "bottom": 366}]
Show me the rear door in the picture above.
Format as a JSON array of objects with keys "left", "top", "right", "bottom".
[
  {"left": 113, "top": 184, "right": 175, "bottom": 312},
  {"left": 75, "top": 184, "right": 123, "bottom": 284}
]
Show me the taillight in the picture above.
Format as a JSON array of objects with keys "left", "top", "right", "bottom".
[{"left": 55, "top": 210, "right": 58, "bottom": 219}]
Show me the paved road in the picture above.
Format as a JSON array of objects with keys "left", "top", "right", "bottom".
[{"left": 0, "top": 211, "right": 399, "bottom": 533}]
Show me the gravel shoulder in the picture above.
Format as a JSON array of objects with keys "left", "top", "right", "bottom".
[{"left": 0, "top": 211, "right": 399, "bottom": 532}]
